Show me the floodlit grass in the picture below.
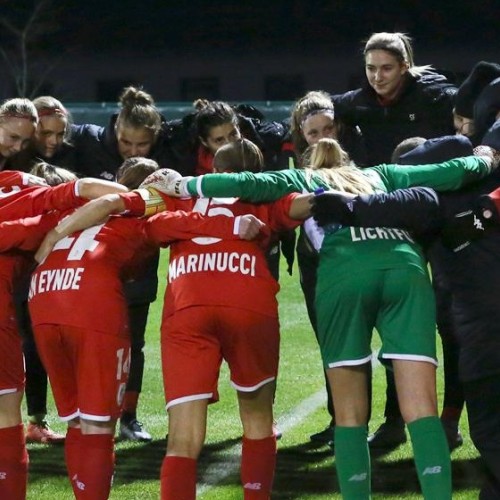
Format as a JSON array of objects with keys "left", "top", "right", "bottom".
[{"left": 25, "top": 249, "right": 482, "bottom": 498}]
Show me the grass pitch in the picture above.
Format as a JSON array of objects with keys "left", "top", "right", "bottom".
[{"left": 25, "top": 250, "right": 483, "bottom": 499}]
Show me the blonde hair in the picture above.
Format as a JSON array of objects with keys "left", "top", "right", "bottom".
[
  {"left": 290, "top": 91, "right": 336, "bottom": 158},
  {"left": 364, "top": 32, "right": 433, "bottom": 77},
  {"left": 306, "top": 138, "right": 375, "bottom": 194},
  {"left": 0, "top": 98, "right": 38, "bottom": 125},
  {"left": 30, "top": 162, "right": 77, "bottom": 186}
]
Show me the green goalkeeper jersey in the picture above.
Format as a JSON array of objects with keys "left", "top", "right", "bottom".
[{"left": 186, "top": 156, "right": 490, "bottom": 283}]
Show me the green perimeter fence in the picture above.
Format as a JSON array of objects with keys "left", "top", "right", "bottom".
[{"left": 66, "top": 101, "right": 294, "bottom": 126}]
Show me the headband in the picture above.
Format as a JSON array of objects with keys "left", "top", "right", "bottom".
[{"left": 300, "top": 108, "right": 335, "bottom": 128}]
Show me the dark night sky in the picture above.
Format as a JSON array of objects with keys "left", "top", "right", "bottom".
[{"left": 2, "top": 0, "right": 499, "bottom": 54}]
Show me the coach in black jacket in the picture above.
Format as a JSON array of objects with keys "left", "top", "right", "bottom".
[{"left": 332, "top": 32, "right": 457, "bottom": 167}]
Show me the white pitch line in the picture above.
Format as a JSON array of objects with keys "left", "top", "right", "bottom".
[
  {"left": 197, "top": 351, "right": 381, "bottom": 496},
  {"left": 197, "top": 389, "right": 326, "bottom": 496}
]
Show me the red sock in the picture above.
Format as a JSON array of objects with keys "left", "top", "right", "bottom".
[
  {"left": 77, "top": 433, "right": 115, "bottom": 499},
  {"left": 0, "top": 424, "right": 29, "bottom": 500},
  {"left": 65, "top": 426, "right": 82, "bottom": 495},
  {"left": 121, "top": 391, "right": 139, "bottom": 415},
  {"left": 160, "top": 456, "right": 196, "bottom": 500},
  {"left": 241, "top": 435, "right": 277, "bottom": 499}
]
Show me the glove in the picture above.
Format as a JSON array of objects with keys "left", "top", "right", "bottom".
[
  {"left": 139, "top": 168, "right": 193, "bottom": 198},
  {"left": 473, "top": 145, "right": 500, "bottom": 172},
  {"left": 441, "top": 206, "right": 495, "bottom": 252},
  {"left": 477, "top": 189, "right": 500, "bottom": 223},
  {"left": 310, "top": 190, "right": 356, "bottom": 227}
]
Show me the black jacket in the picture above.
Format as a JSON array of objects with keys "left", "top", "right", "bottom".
[
  {"left": 70, "top": 114, "right": 175, "bottom": 180},
  {"left": 6, "top": 141, "right": 77, "bottom": 173},
  {"left": 332, "top": 73, "right": 457, "bottom": 166},
  {"left": 165, "top": 107, "right": 287, "bottom": 176}
]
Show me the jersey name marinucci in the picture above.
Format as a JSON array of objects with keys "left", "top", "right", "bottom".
[{"left": 162, "top": 194, "right": 300, "bottom": 319}]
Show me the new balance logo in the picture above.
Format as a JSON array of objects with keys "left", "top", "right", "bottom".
[
  {"left": 243, "top": 482, "right": 262, "bottom": 490},
  {"left": 72, "top": 473, "right": 85, "bottom": 491},
  {"left": 422, "top": 466, "right": 442, "bottom": 475},
  {"left": 348, "top": 472, "right": 368, "bottom": 482}
]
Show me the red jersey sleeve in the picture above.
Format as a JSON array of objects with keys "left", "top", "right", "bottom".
[
  {"left": 29, "top": 181, "right": 84, "bottom": 213},
  {"left": 0, "top": 170, "right": 25, "bottom": 188},
  {"left": 144, "top": 211, "right": 240, "bottom": 246},
  {"left": 0, "top": 213, "right": 59, "bottom": 252},
  {"left": 266, "top": 193, "right": 302, "bottom": 232}
]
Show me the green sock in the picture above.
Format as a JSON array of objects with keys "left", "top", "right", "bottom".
[
  {"left": 334, "top": 425, "right": 370, "bottom": 499},
  {"left": 407, "top": 416, "right": 452, "bottom": 500}
]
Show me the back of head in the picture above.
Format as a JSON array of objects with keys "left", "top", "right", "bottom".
[
  {"left": 116, "top": 157, "right": 160, "bottom": 189},
  {"left": 290, "top": 91, "right": 335, "bottom": 154},
  {"left": 0, "top": 98, "right": 38, "bottom": 125},
  {"left": 213, "top": 138, "right": 264, "bottom": 173},
  {"left": 391, "top": 137, "right": 426, "bottom": 163},
  {"left": 193, "top": 99, "right": 237, "bottom": 141},
  {"left": 30, "top": 161, "right": 77, "bottom": 186},
  {"left": 397, "top": 135, "right": 473, "bottom": 165},
  {"left": 306, "top": 138, "right": 374, "bottom": 194},
  {"left": 116, "top": 86, "right": 162, "bottom": 137},
  {"left": 455, "top": 61, "right": 500, "bottom": 119},
  {"left": 473, "top": 76, "right": 500, "bottom": 141},
  {"left": 363, "top": 32, "right": 432, "bottom": 77}
]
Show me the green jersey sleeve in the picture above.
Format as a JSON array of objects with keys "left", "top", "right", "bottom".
[
  {"left": 186, "top": 169, "right": 328, "bottom": 203},
  {"left": 369, "top": 156, "right": 490, "bottom": 192}
]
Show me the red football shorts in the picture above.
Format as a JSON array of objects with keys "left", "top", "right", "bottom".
[
  {"left": 162, "top": 306, "right": 280, "bottom": 409},
  {"left": 34, "top": 324, "right": 130, "bottom": 421}
]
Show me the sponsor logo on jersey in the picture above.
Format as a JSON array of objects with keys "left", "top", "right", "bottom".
[
  {"left": 350, "top": 226, "right": 415, "bottom": 243},
  {"left": 168, "top": 252, "right": 256, "bottom": 282},
  {"left": 28, "top": 267, "right": 85, "bottom": 299}
]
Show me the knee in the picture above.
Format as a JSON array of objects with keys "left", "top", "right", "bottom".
[{"left": 167, "top": 433, "right": 203, "bottom": 459}]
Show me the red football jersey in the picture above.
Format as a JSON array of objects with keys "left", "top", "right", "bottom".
[
  {"left": 0, "top": 179, "right": 83, "bottom": 221},
  {"left": 28, "top": 209, "right": 241, "bottom": 334},
  {"left": 162, "top": 194, "right": 301, "bottom": 319}
]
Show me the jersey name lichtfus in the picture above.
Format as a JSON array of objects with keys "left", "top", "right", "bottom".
[
  {"left": 29, "top": 267, "right": 85, "bottom": 299},
  {"left": 168, "top": 252, "right": 256, "bottom": 283},
  {"left": 350, "top": 226, "right": 414, "bottom": 243}
]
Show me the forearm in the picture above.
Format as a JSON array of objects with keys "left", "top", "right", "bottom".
[
  {"left": 76, "top": 178, "right": 129, "bottom": 199},
  {"left": 312, "top": 187, "right": 443, "bottom": 233},
  {"left": 289, "top": 193, "right": 314, "bottom": 220}
]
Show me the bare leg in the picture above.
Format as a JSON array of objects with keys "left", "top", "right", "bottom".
[
  {"left": 326, "top": 364, "right": 371, "bottom": 499},
  {"left": 393, "top": 360, "right": 438, "bottom": 422},
  {"left": 326, "top": 364, "right": 370, "bottom": 426},
  {"left": 237, "top": 382, "right": 277, "bottom": 499},
  {"left": 0, "top": 391, "right": 23, "bottom": 428},
  {"left": 238, "top": 381, "right": 275, "bottom": 439},
  {"left": 393, "top": 360, "right": 451, "bottom": 500},
  {"left": 161, "top": 400, "right": 208, "bottom": 500}
]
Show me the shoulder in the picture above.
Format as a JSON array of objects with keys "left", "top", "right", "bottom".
[
  {"left": 413, "top": 73, "right": 457, "bottom": 100},
  {"left": 70, "top": 123, "right": 105, "bottom": 142}
]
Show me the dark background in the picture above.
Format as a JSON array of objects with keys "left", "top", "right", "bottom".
[{"left": 0, "top": 0, "right": 499, "bottom": 102}]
